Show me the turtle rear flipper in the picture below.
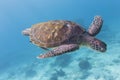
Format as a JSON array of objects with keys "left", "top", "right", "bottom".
[
  {"left": 37, "top": 44, "right": 79, "bottom": 59},
  {"left": 22, "top": 28, "right": 31, "bottom": 36},
  {"left": 88, "top": 16, "right": 103, "bottom": 36}
]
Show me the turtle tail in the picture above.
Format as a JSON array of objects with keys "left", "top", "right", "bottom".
[{"left": 22, "top": 28, "right": 31, "bottom": 36}]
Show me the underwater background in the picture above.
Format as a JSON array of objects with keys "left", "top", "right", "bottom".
[{"left": 0, "top": 0, "right": 120, "bottom": 80}]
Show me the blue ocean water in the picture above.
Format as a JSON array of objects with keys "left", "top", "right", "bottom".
[{"left": 0, "top": 0, "right": 120, "bottom": 80}]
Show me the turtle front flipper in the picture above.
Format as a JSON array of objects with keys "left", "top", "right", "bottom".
[
  {"left": 37, "top": 44, "right": 79, "bottom": 59},
  {"left": 88, "top": 16, "right": 103, "bottom": 36}
]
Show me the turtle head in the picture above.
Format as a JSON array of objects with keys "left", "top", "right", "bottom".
[
  {"left": 22, "top": 28, "right": 31, "bottom": 36},
  {"left": 88, "top": 38, "right": 107, "bottom": 52},
  {"left": 82, "top": 34, "right": 107, "bottom": 52}
]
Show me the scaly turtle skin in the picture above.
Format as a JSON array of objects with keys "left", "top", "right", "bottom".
[{"left": 22, "top": 16, "right": 107, "bottom": 59}]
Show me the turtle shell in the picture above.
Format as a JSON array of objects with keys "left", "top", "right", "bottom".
[{"left": 30, "top": 20, "right": 85, "bottom": 47}]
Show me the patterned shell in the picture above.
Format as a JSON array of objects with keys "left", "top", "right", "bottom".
[{"left": 30, "top": 20, "right": 85, "bottom": 47}]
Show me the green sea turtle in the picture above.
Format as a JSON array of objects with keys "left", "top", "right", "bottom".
[{"left": 22, "top": 16, "right": 107, "bottom": 59}]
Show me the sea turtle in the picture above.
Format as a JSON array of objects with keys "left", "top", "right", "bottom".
[{"left": 22, "top": 16, "right": 107, "bottom": 59}]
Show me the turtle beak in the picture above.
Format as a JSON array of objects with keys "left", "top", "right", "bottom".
[{"left": 22, "top": 28, "right": 31, "bottom": 36}]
